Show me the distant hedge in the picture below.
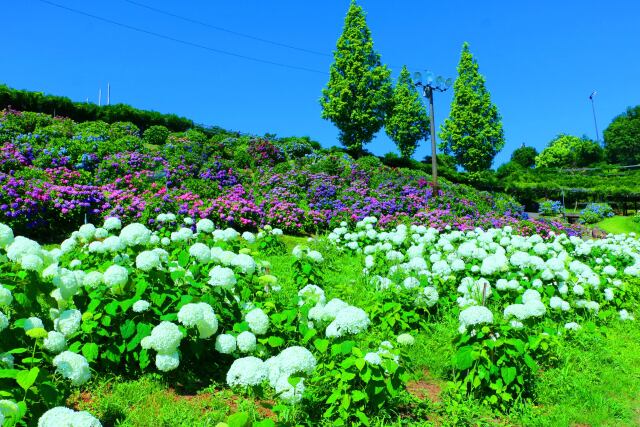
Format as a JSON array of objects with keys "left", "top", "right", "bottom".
[{"left": 0, "top": 84, "right": 194, "bottom": 132}]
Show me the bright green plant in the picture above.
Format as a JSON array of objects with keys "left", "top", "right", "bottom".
[
  {"left": 451, "top": 324, "right": 556, "bottom": 412},
  {"left": 305, "top": 338, "right": 409, "bottom": 426},
  {"left": 603, "top": 105, "right": 640, "bottom": 165},
  {"left": 143, "top": 125, "right": 170, "bottom": 146}
]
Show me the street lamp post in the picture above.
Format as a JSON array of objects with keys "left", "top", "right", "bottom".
[
  {"left": 589, "top": 90, "right": 600, "bottom": 143},
  {"left": 414, "top": 72, "right": 452, "bottom": 194}
]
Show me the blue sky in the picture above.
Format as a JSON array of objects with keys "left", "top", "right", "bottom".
[{"left": 3, "top": 0, "right": 639, "bottom": 166}]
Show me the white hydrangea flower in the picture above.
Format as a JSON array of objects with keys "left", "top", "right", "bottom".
[
  {"left": 195, "top": 218, "right": 214, "bottom": 234},
  {"left": 0, "top": 311, "right": 9, "bottom": 331},
  {"left": 119, "top": 223, "right": 151, "bottom": 247},
  {"left": 135, "top": 251, "right": 161, "bottom": 272},
  {"left": 103, "top": 217, "right": 122, "bottom": 231},
  {"left": 132, "top": 299, "right": 151, "bottom": 313},
  {"left": 236, "top": 331, "right": 257, "bottom": 353},
  {"left": 52, "top": 351, "right": 91, "bottom": 385},
  {"left": 37, "top": 406, "right": 102, "bottom": 427},
  {"left": 141, "top": 321, "right": 183, "bottom": 354},
  {"left": 397, "top": 333, "right": 415, "bottom": 346},
  {"left": 161, "top": 237, "right": 171, "bottom": 246},
  {"left": 403, "top": 277, "right": 420, "bottom": 289},
  {"left": 564, "top": 322, "right": 581, "bottom": 331},
  {"left": 417, "top": 286, "right": 439, "bottom": 308},
  {"left": 7, "top": 236, "right": 42, "bottom": 263},
  {"left": 208, "top": 266, "right": 237, "bottom": 288},
  {"left": 297, "top": 285, "right": 326, "bottom": 306},
  {"left": 177, "top": 302, "right": 219, "bottom": 338},
  {"left": 95, "top": 228, "right": 109, "bottom": 239},
  {"left": 103, "top": 265, "right": 128, "bottom": 288},
  {"left": 0, "top": 223, "right": 14, "bottom": 248},
  {"left": 231, "top": 254, "right": 257, "bottom": 275},
  {"left": 458, "top": 306, "right": 494, "bottom": 333},
  {"left": 325, "top": 306, "right": 370, "bottom": 338},
  {"left": 226, "top": 356, "right": 268, "bottom": 387},
  {"left": 82, "top": 271, "right": 103, "bottom": 289},
  {"left": 307, "top": 250, "right": 324, "bottom": 263},
  {"left": 171, "top": 227, "right": 194, "bottom": 242},
  {"left": 274, "top": 376, "right": 305, "bottom": 404},
  {"left": 78, "top": 224, "right": 96, "bottom": 241},
  {"left": 54, "top": 309, "right": 82, "bottom": 336},
  {"left": 619, "top": 309, "right": 634, "bottom": 321},
  {"left": 242, "top": 231, "right": 256, "bottom": 244},
  {"left": 246, "top": 308, "right": 269, "bottom": 335},
  {"left": 155, "top": 351, "right": 180, "bottom": 372},
  {"left": 24, "top": 316, "right": 44, "bottom": 331},
  {"left": 189, "top": 243, "right": 211, "bottom": 263},
  {"left": 0, "top": 352, "right": 14, "bottom": 368},
  {"left": 20, "top": 253, "right": 44, "bottom": 271},
  {"left": 0, "top": 285, "right": 12, "bottom": 305},
  {"left": 215, "top": 334, "right": 237, "bottom": 354},
  {"left": 43, "top": 331, "right": 67, "bottom": 353},
  {"left": 102, "top": 236, "right": 124, "bottom": 252}
]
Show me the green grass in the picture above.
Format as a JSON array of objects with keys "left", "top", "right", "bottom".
[{"left": 596, "top": 216, "right": 640, "bottom": 235}]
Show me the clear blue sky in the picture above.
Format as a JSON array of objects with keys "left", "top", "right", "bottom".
[{"left": 3, "top": 0, "right": 639, "bottom": 166}]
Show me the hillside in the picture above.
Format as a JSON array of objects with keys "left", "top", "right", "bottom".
[{"left": 0, "top": 109, "right": 577, "bottom": 241}]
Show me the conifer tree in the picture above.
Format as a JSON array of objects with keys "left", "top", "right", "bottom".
[
  {"left": 320, "top": 1, "right": 392, "bottom": 154},
  {"left": 385, "top": 66, "right": 429, "bottom": 159},
  {"left": 439, "top": 42, "right": 505, "bottom": 171}
]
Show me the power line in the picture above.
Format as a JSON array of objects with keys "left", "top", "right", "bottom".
[
  {"left": 124, "top": 0, "right": 330, "bottom": 58},
  {"left": 35, "top": 0, "right": 327, "bottom": 75}
]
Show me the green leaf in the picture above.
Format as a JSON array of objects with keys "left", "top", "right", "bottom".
[
  {"left": 82, "top": 342, "right": 100, "bottom": 362},
  {"left": 120, "top": 319, "right": 136, "bottom": 339},
  {"left": 0, "top": 369, "right": 18, "bottom": 379},
  {"left": 178, "top": 250, "right": 190, "bottom": 268},
  {"left": 355, "top": 410, "right": 371, "bottom": 426},
  {"left": 453, "top": 345, "right": 476, "bottom": 370},
  {"left": 500, "top": 366, "right": 517, "bottom": 385},
  {"left": 104, "top": 300, "right": 119, "bottom": 316},
  {"left": 355, "top": 358, "right": 365, "bottom": 371},
  {"left": 227, "top": 411, "right": 250, "bottom": 427},
  {"left": 16, "top": 367, "right": 39, "bottom": 391},
  {"left": 267, "top": 336, "right": 285, "bottom": 347},
  {"left": 314, "top": 338, "right": 329, "bottom": 354},
  {"left": 351, "top": 390, "right": 367, "bottom": 402}
]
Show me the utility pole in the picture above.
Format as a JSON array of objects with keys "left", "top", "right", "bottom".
[
  {"left": 98, "top": 88, "right": 102, "bottom": 107},
  {"left": 107, "top": 82, "right": 111, "bottom": 105},
  {"left": 589, "top": 90, "right": 600, "bottom": 143},
  {"left": 414, "top": 72, "right": 452, "bottom": 194}
]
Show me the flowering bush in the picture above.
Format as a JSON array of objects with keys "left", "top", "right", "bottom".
[
  {"left": 538, "top": 199, "right": 564, "bottom": 216},
  {"left": 579, "top": 202, "right": 614, "bottom": 224}
]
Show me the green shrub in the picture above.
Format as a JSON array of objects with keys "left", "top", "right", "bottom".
[{"left": 143, "top": 125, "right": 170, "bottom": 146}]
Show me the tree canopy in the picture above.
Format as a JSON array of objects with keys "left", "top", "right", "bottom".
[
  {"left": 535, "top": 134, "right": 603, "bottom": 168},
  {"left": 439, "top": 42, "right": 505, "bottom": 172},
  {"left": 604, "top": 105, "right": 640, "bottom": 165},
  {"left": 384, "top": 66, "right": 429, "bottom": 159},
  {"left": 510, "top": 145, "right": 537, "bottom": 168},
  {"left": 320, "top": 1, "right": 392, "bottom": 154}
]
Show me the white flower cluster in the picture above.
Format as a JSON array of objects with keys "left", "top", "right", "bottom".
[
  {"left": 292, "top": 245, "right": 324, "bottom": 263},
  {"left": 245, "top": 308, "right": 269, "bottom": 335},
  {"left": 329, "top": 218, "right": 640, "bottom": 333},
  {"left": 52, "top": 351, "right": 91, "bottom": 385},
  {"left": 37, "top": 406, "right": 102, "bottom": 427},
  {"left": 177, "top": 302, "right": 219, "bottom": 338},
  {"left": 458, "top": 306, "right": 494, "bottom": 334},
  {"left": 227, "top": 346, "right": 316, "bottom": 404},
  {"left": 141, "top": 321, "right": 183, "bottom": 371}
]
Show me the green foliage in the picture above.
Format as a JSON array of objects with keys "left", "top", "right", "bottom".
[
  {"left": 320, "top": 1, "right": 392, "bottom": 154},
  {"left": 439, "top": 42, "right": 505, "bottom": 172},
  {"left": 603, "top": 105, "right": 640, "bottom": 165},
  {"left": 510, "top": 145, "right": 537, "bottom": 168},
  {"left": 451, "top": 325, "right": 557, "bottom": 413},
  {"left": 305, "top": 339, "right": 409, "bottom": 426},
  {"left": 0, "top": 84, "right": 193, "bottom": 132},
  {"left": 143, "top": 125, "right": 170, "bottom": 146},
  {"left": 384, "top": 66, "right": 429, "bottom": 159},
  {"left": 579, "top": 202, "right": 614, "bottom": 224},
  {"left": 535, "top": 134, "right": 603, "bottom": 168}
]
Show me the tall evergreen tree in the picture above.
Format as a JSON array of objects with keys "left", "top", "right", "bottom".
[
  {"left": 385, "top": 66, "right": 429, "bottom": 159},
  {"left": 439, "top": 42, "right": 505, "bottom": 171},
  {"left": 320, "top": 1, "right": 392, "bottom": 154}
]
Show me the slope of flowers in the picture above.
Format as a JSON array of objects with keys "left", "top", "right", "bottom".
[{"left": 0, "top": 109, "right": 578, "bottom": 241}]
